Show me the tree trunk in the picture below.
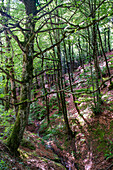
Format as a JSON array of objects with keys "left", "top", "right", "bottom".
[
  {"left": 4, "top": 0, "right": 10, "bottom": 111},
  {"left": 6, "top": 0, "right": 36, "bottom": 154},
  {"left": 63, "top": 39, "right": 89, "bottom": 125},
  {"left": 87, "top": 27, "right": 96, "bottom": 107},
  {"left": 104, "top": 28, "right": 107, "bottom": 52},
  {"left": 48, "top": 19, "right": 62, "bottom": 112},
  {"left": 107, "top": 27, "right": 111, "bottom": 52},
  {"left": 92, "top": 0, "right": 102, "bottom": 111},
  {"left": 97, "top": 24, "right": 112, "bottom": 84}
]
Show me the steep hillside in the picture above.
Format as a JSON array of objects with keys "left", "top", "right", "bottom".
[{"left": 0, "top": 51, "right": 113, "bottom": 170}]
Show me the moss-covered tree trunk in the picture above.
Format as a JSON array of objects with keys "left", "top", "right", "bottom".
[
  {"left": 91, "top": 0, "right": 102, "bottom": 111},
  {"left": 4, "top": 0, "right": 10, "bottom": 111},
  {"left": 6, "top": 0, "right": 36, "bottom": 154}
]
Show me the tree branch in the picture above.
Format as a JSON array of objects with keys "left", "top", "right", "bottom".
[
  {"left": 0, "top": 10, "right": 14, "bottom": 20},
  {"left": 0, "top": 97, "right": 14, "bottom": 106},
  {"left": 6, "top": 29, "right": 25, "bottom": 52},
  {"left": 33, "top": 68, "right": 60, "bottom": 78},
  {"left": 0, "top": 67, "right": 23, "bottom": 84},
  {"left": 33, "top": 33, "right": 67, "bottom": 59}
]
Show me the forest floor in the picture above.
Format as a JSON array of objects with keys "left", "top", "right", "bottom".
[{"left": 0, "top": 51, "right": 113, "bottom": 170}]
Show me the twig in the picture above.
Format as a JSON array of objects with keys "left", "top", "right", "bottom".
[
  {"left": 0, "top": 67, "right": 23, "bottom": 84},
  {"left": 106, "top": 163, "right": 113, "bottom": 170}
]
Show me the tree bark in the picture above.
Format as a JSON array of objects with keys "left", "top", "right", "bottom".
[
  {"left": 92, "top": 0, "right": 102, "bottom": 110},
  {"left": 97, "top": 24, "right": 112, "bottom": 84},
  {"left": 6, "top": 1, "right": 36, "bottom": 154}
]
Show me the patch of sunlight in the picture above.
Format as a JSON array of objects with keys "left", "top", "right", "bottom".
[
  {"left": 79, "top": 102, "right": 87, "bottom": 110},
  {"left": 83, "top": 151, "right": 93, "bottom": 170},
  {"left": 75, "top": 107, "right": 92, "bottom": 126},
  {"left": 81, "top": 107, "right": 92, "bottom": 119},
  {"left": 77, "top": 116, "right": 85, "bottom": 125},
  {"left": 102, "top": 94, "right": 113, "bottom": 103}
]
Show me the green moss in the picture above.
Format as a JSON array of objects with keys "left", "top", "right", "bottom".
[
  {"left": 5, "top": 115, "right": 22, "bottom": 155},
  {"left": 0, "top": 159, "right": 10, "bottom": 170},
  {"left": 18, "top": 148, "right": 29, "bottom": 159}
]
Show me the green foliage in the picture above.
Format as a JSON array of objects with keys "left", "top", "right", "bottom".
[
  {"left": 0, "top": 75, "right": 5, "bottom": 95},
  {"left": 42, "top": 123, "right": 64, "bottom": 141},
  {"left": 90, "top": 101, "right": 103, "bottom": 115},
  {"left": 0, "top": 106, "right": 15, "bottom": 140},
  {"left": 49, "top": 96, "right": 58, "bottom": 105},
  {"left": 29, "top": 102, "right": 46, "bottom": 122},
  {"left": 51, "top": 110, "right": 63, "bottom": 118},
  {"left": 92, "top": 122, "right": 113, "bottom": 160},
  {"left": 29, "top": 96, "right": 58, "bottom": 122},
  {"left": 0, "top": 160, "right": 9, "bottom": 170},
  {"left": 0, "top": 0, "right": 113, "bottom": 166},
  {"left": 101, "top": 66, "right": 107, "bottom": 77},
  {"left": 52, "top": 105, "right": 59, "bottom": 110},
  {"left": 38, "top": 120, "right": 48, "bottom": 133}
]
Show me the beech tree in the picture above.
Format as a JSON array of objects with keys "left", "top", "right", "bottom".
[
  {"left": 6, "top": 0, "right": 37, "bottom": 154},
  {"left": 0, "top": 0, "right": 78, "bottom": 154}
]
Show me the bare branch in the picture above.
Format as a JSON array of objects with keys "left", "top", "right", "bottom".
[
  {"left": 0, "top": 67, "right": 23, "bottom": 84},
  {"left": 6, "top": 29, "right": 25, "bottom": 52},
  {"left": 0, "top": 9, "right": 14, "bottom": 20},
  {"left": 33, "top": 68, "right": 60, "bottom": 78},
  {"left": 0, "top": 97, "right": 14, "bottom": 106},
  {"left": 33, "top": 33, "right": 67, "bottom": 59}
]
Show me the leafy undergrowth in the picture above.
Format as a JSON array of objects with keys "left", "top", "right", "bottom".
[{"left": 0, "top": 51, "right": 113, "bottom": 169}]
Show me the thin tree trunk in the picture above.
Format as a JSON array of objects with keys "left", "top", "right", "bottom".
[
  {"left": 3, "top": 0, "right": 10, "bottom": 111},
  {"left": 36, "top": 39, "right": 50, "bottom": 125},
  {"left": 97, "top": 24, "right": 112, "bottom": 84},
  {"left": 48, "top": 16, "right": 62, "bottom": 112},
  {"left": 42, "top": 59, "right": 50, "bottom": 125},
  {"left": 87, "top": 26, "right": 96, "bottom": 107},
  {"left": 104, "top": 28, "right": 107, "bottom": 52},
  {"left": 92, "top": 0, "right": 102, "bottom": 111},
  {"left": 68, "top": 37, "right": 74, "bottom": 82},
  {"left": 78, "top": 37, "right": 83, "bottom": 68},
  {"left": 63, "top": 39, "right": 89, "bottom": 125},
  {"left": 9, "top": 48, "right": 18, "bottom": 115},
  {"left": 108, "top": 27, "right": 111, "bottom": 52},
  {"left": 57, "top": 45, "right": 73, "bottom": 137}
]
